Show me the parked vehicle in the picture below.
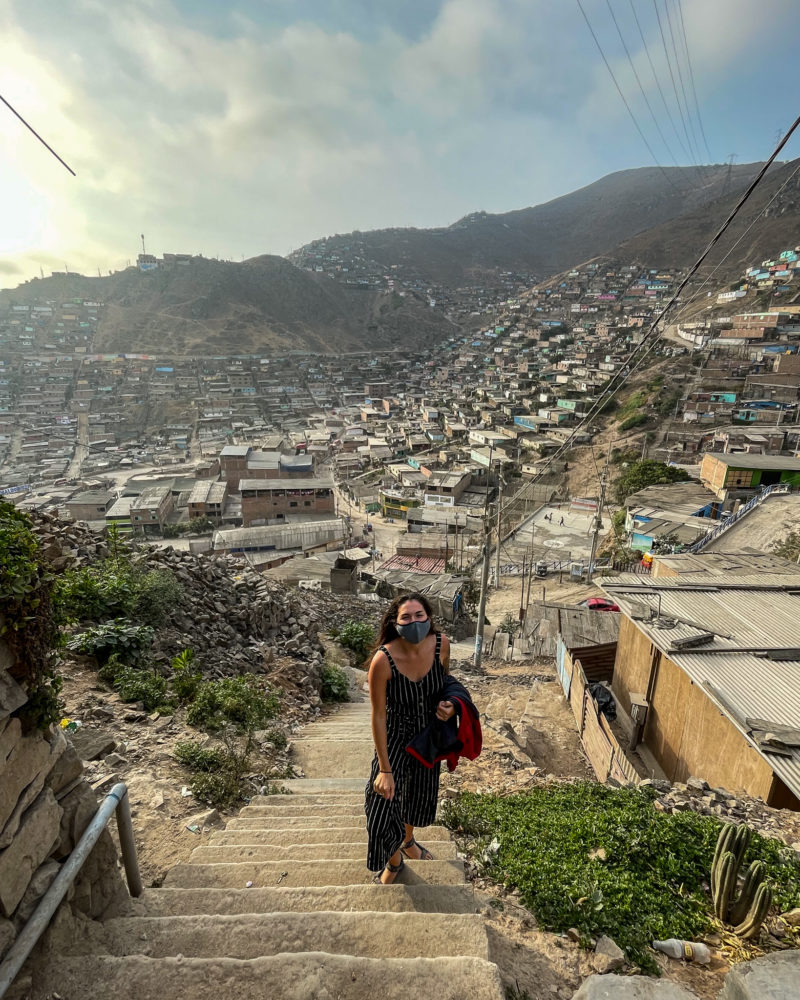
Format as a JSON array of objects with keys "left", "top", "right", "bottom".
[
  {"left": 578, "top": 597, "right": 620, "bottom": 613},
  {"left": 534, "top": 560, "right": 548, "bottom": 578}
]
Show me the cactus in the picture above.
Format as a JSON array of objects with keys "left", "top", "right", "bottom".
[
  {"left": 733, "top": 882, "right": 772, "bottom": 940},
  {"left": 732, "top": 823, "right": 751, "bottom": 869},
  {"left": 711, "top": 823, "right": 735, "bottom": 897},
  {"left": 713, "top": 851, "right": 737, "bottom": 919},
  {"left": 729, "top": 860, "right": 766, "bottom": 926}
]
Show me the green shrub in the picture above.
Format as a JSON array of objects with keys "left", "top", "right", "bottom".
[
  {"left": 171, "top": 648, "right": 202, "bottom": 703},
  {"left": 441, "top": 783, "right": 800, "bottom": 974},
  {"left": 174, "top": 740, "right": 225, "bottom": 772},
  {"left": 321, "top": 663, "right": 350, "bottom": 702},
  {"left": 332, "top": 620, "right": 375, "bottom": 662},
  {"left": 189, "top": 771, "right": 247, "bottom": 810},
  {"left": 66, "top": 619, "right": 155, "bottom": 666},
  {"left": 496, "top": 613, "right": 520, "bottom": 636},
  {"left": 129, "top": 569, "right": 184, "bottom": 626},
  {"left": 618, "top": 413, "right": 649, "bottom": 431},
  {"left": 108, "top": 663, "right": 173, "bottom": 713},
  {"left": 53, "top": 561, "right": 182, "bottom": 627},
  {"left": 186, "top": 675, "right": 280, "bottom": 733}
]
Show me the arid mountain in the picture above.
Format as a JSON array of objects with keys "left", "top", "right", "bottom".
[
  {"left": 290, "top": 163, "right": 767, "bottom": 286},
  {"left": 606, "top": 158, "right": 800, "bottom": 277},
  {"left": 1, "top": 255, "right": 459, "bottom": 356}
]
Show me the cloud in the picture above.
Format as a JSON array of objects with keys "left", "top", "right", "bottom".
[{"left": 0, "top": 0, "right": 796, "bottom": 287}]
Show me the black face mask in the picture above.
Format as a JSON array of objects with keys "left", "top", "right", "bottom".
[{"left": 396, "top": 619, "right": 431, "bottom": 643}]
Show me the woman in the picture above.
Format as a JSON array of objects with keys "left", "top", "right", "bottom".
[{"left": 364, "top": 592, "right": 455, "bottom": 884}]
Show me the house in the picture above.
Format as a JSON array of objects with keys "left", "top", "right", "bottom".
[
  {"left": 623, "top": 482, "right": 722, "bottom": 552},
  {"left": 600, "top": 566, "right": 800, "bottom": 810},
  {"left": 239, "top": 477, "right": 335, "bottom": 527},
  {"left": 699, "top": 452, "right": 800, "bottom": 499},
  {"left": 64, "top": 490, "right": 114, "bottom": 522},
  {"left": 129, "top": 485, "right": 174, "bottom": 536},
  {"left": 187, "top": 480, "right": 228, "bottom": 523}
]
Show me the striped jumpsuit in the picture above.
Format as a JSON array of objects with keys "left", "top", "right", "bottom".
[{"left": 364, "top": 633, "right": 445, "bottom": 872}]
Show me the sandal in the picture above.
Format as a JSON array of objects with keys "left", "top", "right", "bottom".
[
  {"left": 373, "top": 857, "right": 405, "bottom": 884},
  {"left": 400, "top": 836, "right": 434, "bottom": 861}
]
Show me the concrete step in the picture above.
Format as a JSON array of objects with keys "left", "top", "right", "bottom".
[
  {"left": 245, "top": 793, "right": 364, "bottom": 808},
  {"left": 277, "top": 778, "right": 367, "bottom": 794},
  {"left": 32, "top": 954, "right": 506, "bottom": 1000},
  {"left": 209, "top": 825, "right": 452, "bottom": 845},
  {"left": 136, "top": 883, "right": 481, "bottom": 916},
  {"left": 76, "top": 911, "right": 489, "bottom": 960},
  {"left": 227, "top": 814, "right": 377, "bottom": 830},
  {"left": 238, "top": 802, "right": 365, "bottom": 817},
  {"left": 188, "top": 841, "right": 458, "bottom": 863},
  {"left": 164, "top": 858, "right": 465, "bottom": 889}
]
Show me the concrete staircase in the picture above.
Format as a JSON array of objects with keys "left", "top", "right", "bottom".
[{"left": 31, "top": 702, "right": 506, "bottom": 999}]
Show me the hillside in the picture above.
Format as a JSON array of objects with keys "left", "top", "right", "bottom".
[
  {"left": 608, "top": 157, "right": 800, "bottom": 275},
  {"left": 290, "top": 163, "right": 766, "bottom": 287},
  {"left": 1, "top": 255, "right": 459, "bottom": 356}
]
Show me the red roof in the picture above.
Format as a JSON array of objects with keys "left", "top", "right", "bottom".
[{"left": 379, "top": 554, "right": 446, "bottom": 574}]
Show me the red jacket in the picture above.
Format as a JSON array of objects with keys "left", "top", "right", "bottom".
[{"left": 405, "top": 679, "right": 482, "bottom": 772}]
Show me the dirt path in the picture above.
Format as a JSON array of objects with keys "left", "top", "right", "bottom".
[{"left": 706, "top": 493, "right": 800, "bottom": 554}]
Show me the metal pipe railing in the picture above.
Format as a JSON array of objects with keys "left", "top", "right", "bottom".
[{"left": 0, "top": 782, "right": 141, "bottom": 998}]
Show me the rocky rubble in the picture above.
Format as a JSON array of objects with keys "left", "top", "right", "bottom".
[
  {"left": 28, "top": 510, "right": 388, "bottom": 708},
  {"left": 650, "top": 776, "right": 800, "bottom": 853}
]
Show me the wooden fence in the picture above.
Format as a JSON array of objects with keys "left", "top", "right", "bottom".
[{"left": 565, "top": 657, "right": 639, "bottom": 786}]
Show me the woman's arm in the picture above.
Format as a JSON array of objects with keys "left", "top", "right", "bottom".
[
  {"left": 440, "top": 633, "right": 451, "bottom": 674},
  {"left": 368, "top": 649, "right": 395, "bottom": 799}
]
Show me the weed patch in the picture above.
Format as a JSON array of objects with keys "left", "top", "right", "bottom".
[
  {"left": 441, "top": 783, "right": 800, "bottom": 974},
  {"left": 186, "top": 675, "right": 280, "bottom": 733},
  {"left": 332, "top": 620, "right": 375, "bottom": 662},
  {"left": 321, "top": 663, "right": 350, "bottom": 702}
]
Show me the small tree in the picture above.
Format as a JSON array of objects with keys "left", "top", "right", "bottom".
[
  {"left": 613, "top": 460, "right": 692, "bottom": 505},
  {"left": 772, "top": 531, "right": 800, "bottom": 563}
]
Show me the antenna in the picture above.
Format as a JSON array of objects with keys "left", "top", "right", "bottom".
[
  {"left": 141, "top": 233, "right": 146, "bottom": 255},
  {"left": 722, "top": 153, "right": 737, "bottom": 197}
]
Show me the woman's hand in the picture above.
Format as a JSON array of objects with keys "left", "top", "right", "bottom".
[
  {"left": 373, "top": 771, "right": 395, "bottom": 801},
  {"left": 436, "top": 700, "right": 455, "bottom": 721}
]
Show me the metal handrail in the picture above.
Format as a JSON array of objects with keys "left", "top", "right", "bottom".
[
  {"left": 688, "top": 483, "right": 786, "bottom": 554},
  {"left": 0, "top": 782, "right": 142, "bottom": 998}
]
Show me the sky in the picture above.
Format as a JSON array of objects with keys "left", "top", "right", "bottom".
[{"left": 1, "top": 0, "right": 799, "bottom": 288}]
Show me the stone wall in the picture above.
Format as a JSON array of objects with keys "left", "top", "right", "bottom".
[{"left": 0, "top": 627, "right": 127, "bottom": 967}]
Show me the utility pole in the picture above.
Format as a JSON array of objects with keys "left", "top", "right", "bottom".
[
  {"left": 494, "top": 478, "right": 502, "bottom": 588},
  {"left": 587, "top": 466, "right": 607, "bottom": 584},
  {"left": 473, "top": 514, "right": 492, "bottom": 668}
]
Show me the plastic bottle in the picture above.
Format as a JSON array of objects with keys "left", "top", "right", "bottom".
[{"left": 652, "top": 939, "right": 711, "bottom": 964}]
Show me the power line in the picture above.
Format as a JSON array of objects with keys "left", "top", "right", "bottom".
[
  {"left": 663, "top": 0, "right": 703, "bottom": 165},
  {"left": 675, "top": 0, "right": 713, "bottom": 162},
  {"left": 499, "top": 114, "right": 800, "bottom": 522},
  {"left": 652, "top": 0, "right": 699, "bottom": 167},
  {"left": 577, "top": 0, "right": 679, "bottom": 191},
  {"left": 0, "top": 93, "right": 76, "bottom": 176},
  {"left": 627, "top": 0, "right": 693, "bottom": 164},
  {"left": 605, "top": 0, "right": 682, "bottom": 168}
]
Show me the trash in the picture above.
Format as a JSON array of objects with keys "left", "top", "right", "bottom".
[
  {"left": 652, "top": 939, "right": 711, "bottom": 964},
  {"left": 180, "top": 786, "right": 193, "bottom": 797},
  {"left": 588, "top": 683, "right": 617, "bottom": 722},
  {"left": 186, "top": 824, "right": 201, "bottom": 834},
  {"left": 59, "top": 718, "right": 81, "bottom": 732},
  {"left": 245, "top": 881, "right": 254, "bottom": 888},
  {"left": 276, "top": 871, "right": 288, "bottom": 884}
]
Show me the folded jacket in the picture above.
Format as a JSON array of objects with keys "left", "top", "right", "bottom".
[{"left": 405, "top": 675, "right": 482, "bottom": 773}]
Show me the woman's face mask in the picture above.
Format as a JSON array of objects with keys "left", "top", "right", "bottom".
[{"left": 396, "top": 618, "right": 431, "bottom": 644}]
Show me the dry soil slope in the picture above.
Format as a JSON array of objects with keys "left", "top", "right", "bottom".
[
  {"left": 2, "top": 255, "right": 459, "bottom": 356},
  {"left": 291, "top": 162, "right": 765, "bottom": 286}
]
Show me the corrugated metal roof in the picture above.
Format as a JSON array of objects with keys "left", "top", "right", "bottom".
[
  {"left": 380, "top": 554, "right": 446, "bottom": 574},
  {"left": 600, "top": 574, "right": 800, "bottom": 797}
]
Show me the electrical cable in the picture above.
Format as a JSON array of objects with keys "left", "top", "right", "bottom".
[
  {"left": 675, "top": 0, "right": 714, "bottom": 163},
  {"left": 652, "top": 0, "right": 700, "bottom": 167},
  {"left": 605, "top": 0, "right": 682, "bottom": 169},
  {"left": 663, "top": 0, "right": 703, "bottom": 166},
  {"left": 628, "top": 0, "right": 692, "bottom": 165},
  {"left": 672, "top": 160, "right": 800, "bottom": 325},
  {"left": 576, "top": 0, "right": 679, "bottom": 192},
  {"left": 0, "top": 93, "right": 76, "bottom": 176},
  {"left": 498, "top": 113, "right": 800, "bottom": 523}
]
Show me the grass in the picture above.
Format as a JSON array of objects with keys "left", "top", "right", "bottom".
[{"left": 441, "top": 783, "right": 800, "bottom": 974}]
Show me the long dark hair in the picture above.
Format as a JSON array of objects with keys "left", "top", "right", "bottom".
[{"left": 370, "top": 592, "right": 439, "bottom": 657}]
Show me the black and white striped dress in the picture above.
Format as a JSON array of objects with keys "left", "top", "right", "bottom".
[{"left": 364, "top": 632, "right": 446, "bottom": 872}]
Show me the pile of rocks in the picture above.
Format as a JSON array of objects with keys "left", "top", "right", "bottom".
[
  {"left": 28, "top": 510, "right": 388, "bottom": 700},
  {"left": 650, "top": 776, "right": 800, "bottom": 851}
]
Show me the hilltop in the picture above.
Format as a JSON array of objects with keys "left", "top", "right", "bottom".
[
  {"left": 0, "top": 255, "right": 459, "bottom": 356},
  {"left": 290, "top": 162, "right": 768, "bottom": 287}
]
